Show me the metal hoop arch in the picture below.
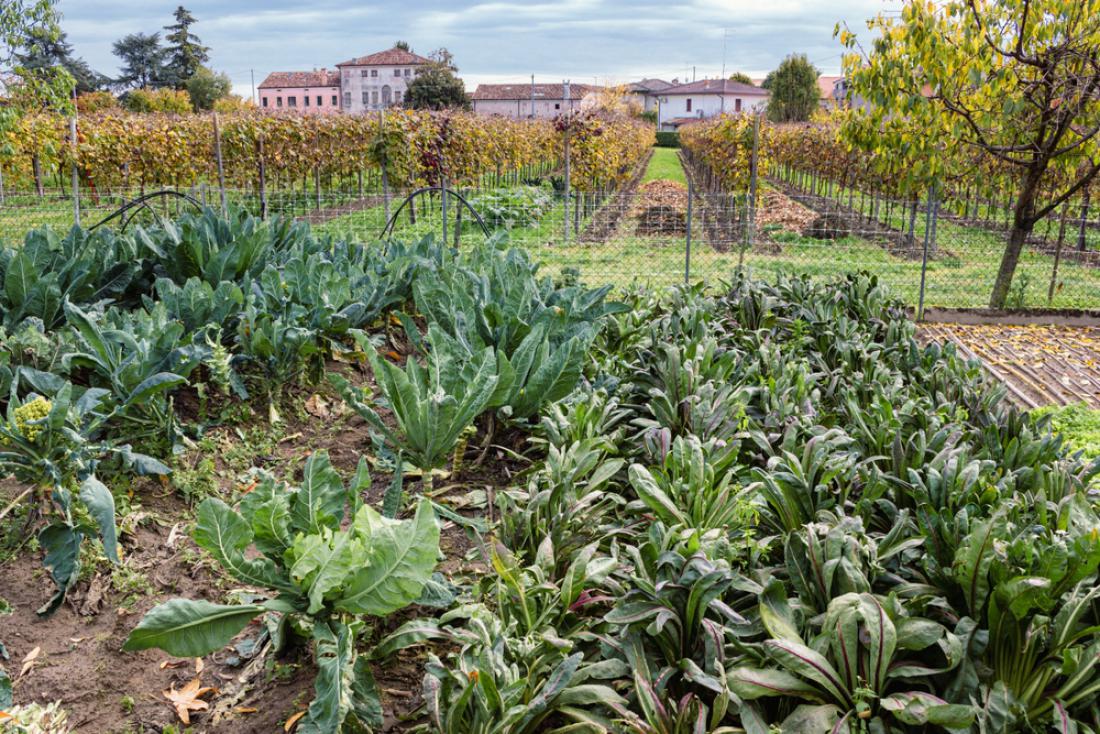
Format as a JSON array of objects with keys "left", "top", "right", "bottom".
[
  {"left": 379, "top": 186, "right": 491, "bottom": 243},
  {"left": 89, "top": 190, "right": 205, "bottom": 233}
]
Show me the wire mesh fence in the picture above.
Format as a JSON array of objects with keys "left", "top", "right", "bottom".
[{"left": 3, "top": 176, "right": 1099, "bottom": 311}]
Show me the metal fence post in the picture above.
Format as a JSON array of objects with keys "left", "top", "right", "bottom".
[
  {"left": 70, "top": 114, "right": 80, "bottom": 226},
  {"left": 685, "top": 179, "right": 693, "bottom": 284},
  {"left": 562, "top": 94, "right": 571, "bottom": 244},
  {"left": 917, "top": 182, "right": 935, "bottom": 321},
  {"left": 441, "top": 176, "right": 449, "bottom": 246},
  {"left": 747, "top": 113, "right": 760, "bottom": 246},
  {"left": 379, "top": 110, "right": 391, "bottom": 224},
  {"left": 212, "top": 112, "right": 228, "bottom": 217}
]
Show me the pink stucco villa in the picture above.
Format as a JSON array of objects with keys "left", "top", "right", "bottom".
[{"left": 258, "top": 69, "right": 341, "bottom": 114}]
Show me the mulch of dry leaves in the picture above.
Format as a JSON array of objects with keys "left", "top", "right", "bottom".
[
  {"left": 757, "top": 189, "right": 817, "bottom": 236},
  {"left": 636, "top": 180, "right": 689, "bottom": 211}
]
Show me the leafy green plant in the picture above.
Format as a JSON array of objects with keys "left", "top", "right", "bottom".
[
  {"left": 728, "top": 591, "right": 973, "bottom": 731},
  {"left": 123, "top": 451, "right": 440, "bottom": 734},
  {"left": 0, "top": 381, "right": 169, "bottom": 615},
  {"left": 412, "top": 605, "right": 627, "bottom": 733},
  {"left": 0, "top": 226, "right": 142, "bottom": 331},
  {"left": 628, "top": 433, "right": 753, "bottom": 532},
  {"left": 330, "top": 334, "right": 498, "bottom": 488},
  {"left": 469, "top": 185, "right": 554, "bottom": 230}
]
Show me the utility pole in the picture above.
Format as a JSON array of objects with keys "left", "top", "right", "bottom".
[
  {"left": 693, "top": 66, "right": 697, "bottom": 82},
  {"left": 250, "top": 69, "right": 256, "bottom": 104},
  {"left": 721, "top": 28, "right": 729, "bottom": 78},
  {"left": 530, "top": 74, "right": 535, "bottom": 118}
]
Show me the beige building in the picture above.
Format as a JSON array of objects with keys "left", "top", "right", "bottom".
[
  {"left": 258, "top": 70, "right": 341, "bottom": 114},
  {"left": 335, "top": 47, "right": 431, "bottom": 114},
  {"left": 470, "top": 83, "right": 601, "bottom": 119}
]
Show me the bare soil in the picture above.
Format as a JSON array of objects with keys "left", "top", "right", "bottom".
[{"left": 0, "top": 357, "right": 525, "bottom": 733}]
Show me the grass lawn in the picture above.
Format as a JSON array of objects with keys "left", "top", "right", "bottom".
[
  {"left": 1030, "top": 403, "right": 1100, "bottom": 458},
  {"left": 641, "top": 147, "right": 687, "bottom": 185}
]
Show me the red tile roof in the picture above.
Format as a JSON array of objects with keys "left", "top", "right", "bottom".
[
  {"left": 259, "top": 70, "right": 339, "bottom": 89},
  {"left": 471, "top": 83, "right": 600, "bottom": 101},
  {"left": 662, "top": 79, "right": 769, "bottom": 96},
  {"left": 336, "top": 47, "right": 430, "bottom": 67}
]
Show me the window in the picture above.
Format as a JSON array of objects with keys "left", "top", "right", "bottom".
[
  {"left": 362, "top": 91, "right": 369, "bottom": 104},
  {"left": 554, "top": 103, "right": 560, "bottom": 110},
  {"left": 361, "top": 70, "right": 369, "bottom": 77},
  {"left": 331, "top": 95, "right": 337, "bottom": 105},
  {"left": 262, "top": 96, "right": 268, "bottom": 108},
  {"left": 372, "top": 91, "right": 378, "bottom": 104},
  {"left": 686, "top": 98, "right": 692, "bottom": 112},
  {"left": 343, "top": 71, "right": 350, "bottom": 82},
  {"left": 288, "top": 96, "right": 296, "bottom": 107},
  {"left": 317, "top": 95, "right": 322, "bottom": 106},
  {"left": 381, "top": 85, "right": 392, "bottom": 105},
  {"left": 404, "top": 68, "right": 411, "bottom": 77},
  {"left": 395, "top": 91, "right": 402, "bottom": 104},
  {"left": 276, "top": 96, "right": 283, "bottom": 108},
  {"left": 394, "top": 69, "right": 401, "bottom": 77},
  {"left": 304, "top": 95, "right": 310, "bottom": 106},
  {"left": 371, "top": 69, "right": 378, "bottom": 77},
  {"left": 734, "top": 98, "right": 741, "bottom": 112},
  {"left": 343, "top": 92, "right": 351, "bottom": 107}
]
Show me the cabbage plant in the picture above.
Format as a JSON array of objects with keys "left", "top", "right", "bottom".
[{"left": 124, "top": 451, "right": 439, "bottom": 734}]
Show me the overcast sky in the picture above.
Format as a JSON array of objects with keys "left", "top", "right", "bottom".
[{"left": 57, "top": 0, "right": 898, "bottom": 98}]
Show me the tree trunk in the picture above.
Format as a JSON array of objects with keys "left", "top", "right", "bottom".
[{"left": 990, "top": 170, "right": 1045, "bottom": 308}]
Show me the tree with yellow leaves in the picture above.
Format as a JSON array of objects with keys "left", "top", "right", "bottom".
[{"left": 838, "top": 0, "right": 1100, "bottom": 308}]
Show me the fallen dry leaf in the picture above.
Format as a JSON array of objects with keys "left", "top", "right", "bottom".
[
  {"left": 163, "top": 677, "right": 217, "bottom": 725},
  {"left": 160, "top": 659, "right": 188, "bottom": 670},
  {"left": 304, "top": 393, "right": 330, "bottom": 418},
  {"left": 234, "top": 706, "right": 258, "bottom": 714},
  {"left": 19, "top": 647, "right": 40, "bottom": 677},
  {"left": 284, "top": 710, "right": 307, "bottom": 732},
  {"left": 195, "top": 658, "right": 204, "bottom": 674}
]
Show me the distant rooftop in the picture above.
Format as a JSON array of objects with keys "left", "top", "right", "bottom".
[
  {"left": 662, "top": 79, "right": 769, "bottom": 95},
  {"left": 471, "top": 83, "right": 601, "bottom": 101},
  {"left": 628, "top": 78, "right": 673, "bottom": 93},
  {"left": 259, "top": 69, "right": 340, "bottom": 89},
  {"left": 336, "top": 47, "right": 431, "bottom": 67}
]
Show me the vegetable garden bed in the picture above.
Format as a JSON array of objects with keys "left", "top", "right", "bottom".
[{"left": 1, "top": 210, "right": 1099, "bottom": 733}]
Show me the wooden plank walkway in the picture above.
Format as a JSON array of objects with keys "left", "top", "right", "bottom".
[{"left": 918, "top": 323, "right": 1100, "bottom": 409}]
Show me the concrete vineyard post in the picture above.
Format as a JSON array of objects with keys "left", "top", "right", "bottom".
[{"left": 212, "top": 112, "right": 228, "bottom": 218}]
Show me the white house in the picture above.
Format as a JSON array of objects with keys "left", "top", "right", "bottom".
[
  {"left": 656, "top": 79, "right": 769, "bottom": 131},
  {"left": 626, "top": 78, "right": 673, "bottom": 114},
  {"left": 470, "top": 83, "right": 601, "bottom": 119},
  {"left": 335, "top": 47, "right": 430, "bottom": 114}
]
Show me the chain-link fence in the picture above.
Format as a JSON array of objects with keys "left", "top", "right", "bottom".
[{"left": 3, "top": 175, "right": 1099, "bottom": 312}]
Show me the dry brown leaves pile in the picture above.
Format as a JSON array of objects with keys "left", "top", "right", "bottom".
[
  {"left": 757, "top": 189, "right": 817, "bottom": 235},
  {"left": 636, "top": 180, "right": 688, "bottom": 211}
]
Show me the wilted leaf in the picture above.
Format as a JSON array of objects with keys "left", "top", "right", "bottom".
[{"left": 163, "top": 677, "right": 217, "bottom": 724}]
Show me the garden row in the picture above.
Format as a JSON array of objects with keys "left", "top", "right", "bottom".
[
  {"left": 4, "top": 109, "right": 654, "bottom": 195},
  {"left": 2, "top": 207, "right": 1099, "bottom": 731},
  {"left": 678, "top": 115, "right": 1097, "bottom": 249}
]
